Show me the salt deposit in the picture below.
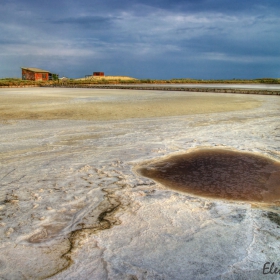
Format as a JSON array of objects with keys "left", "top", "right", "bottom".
[{"left": 0, "top": 87, "right": 279, "bottom": 279}]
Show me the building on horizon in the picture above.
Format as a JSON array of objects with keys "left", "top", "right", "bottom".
[
  {"left": 93, "top": 72, "right": 104, "bottom": 76},
  {"left": 21, "top": 67, "right": 58, "bottom": 81}
]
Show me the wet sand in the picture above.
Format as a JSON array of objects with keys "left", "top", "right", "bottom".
[{"left": 0, "top": 88, "right": 261, "bottom": 121}]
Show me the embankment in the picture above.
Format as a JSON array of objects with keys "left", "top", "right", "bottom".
[{"left": 42, "top": 84, "right": 280, "bottom": 96}]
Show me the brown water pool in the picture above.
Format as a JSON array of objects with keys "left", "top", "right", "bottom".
[{"left": 137, "top": 149, "right": 280, "bottom": 203}]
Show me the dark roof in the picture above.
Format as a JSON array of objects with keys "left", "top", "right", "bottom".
[{"left": 21, "top": 67, "right": 50, "bottom": 73}]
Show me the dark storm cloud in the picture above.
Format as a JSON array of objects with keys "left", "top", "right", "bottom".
[
  {"left": 0, "top": 0, "right": 280, "bottom": 79},
  {"left": 0, "top": 38, "right": 27, "bottom": 45},
  {"left": 52, "top": 15, "right": 120, "bottom": 29}
]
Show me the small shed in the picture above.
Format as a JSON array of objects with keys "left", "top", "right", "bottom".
[
  {"left": 21, "top": 67, "right": 53, "bottom": 81},
  {"left": 93, "top": 72, "right": 104, "bottom": 77}
]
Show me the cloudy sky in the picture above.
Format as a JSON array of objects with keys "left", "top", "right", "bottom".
[{"left": 1, "top": 0, "right": 280, "bottom": 79}]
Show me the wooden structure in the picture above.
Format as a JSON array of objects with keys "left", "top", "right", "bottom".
[
  {"left": 21, "top": 67, "right": 54, "bottom": 81},
  {"left": 93, "top": 72, "right": 104, "bottom": 76}
]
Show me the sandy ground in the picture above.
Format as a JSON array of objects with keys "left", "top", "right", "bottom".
[
  {"left": 78, "top": 76, "right": 138, "bottom": 81},
  {"left": 0, "top": 88, "right": 280, "bottom": 279}
]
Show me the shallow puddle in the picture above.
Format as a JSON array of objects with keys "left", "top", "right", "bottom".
[{"left": 137, "top": 149, "right": 280, "bottom": 203}]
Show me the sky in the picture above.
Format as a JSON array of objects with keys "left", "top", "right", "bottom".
[{"left": 1, "top": 0, "right": 280, "bottom": 79}]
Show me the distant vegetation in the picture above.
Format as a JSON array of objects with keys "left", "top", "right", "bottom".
[
  {"left": 0, "top": 78, "right": 38, "bottom": 86},
  {"left": 0, "top": 77, "right": 59, "bottom": 86},
  {"left": 1, "top": 77, "right": 280, "bottom": 87},
  {"left": 145, "top": 78, "right": 280, "bottom": 84}
]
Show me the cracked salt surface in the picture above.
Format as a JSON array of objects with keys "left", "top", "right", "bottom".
[{"left": 0, "top": 88, "right": 279, "bottom": 279}]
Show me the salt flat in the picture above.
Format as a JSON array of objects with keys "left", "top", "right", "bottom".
[
  {"left": 0, "top": 88, "right": 279, "bottom": 279},
  {"left": 0, "top": 88, "right": 260, "bottom": 121}
]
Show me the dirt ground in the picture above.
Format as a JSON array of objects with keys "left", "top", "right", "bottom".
[{"left": 0, "top": 88, "right": 262, "bottom": 121}]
